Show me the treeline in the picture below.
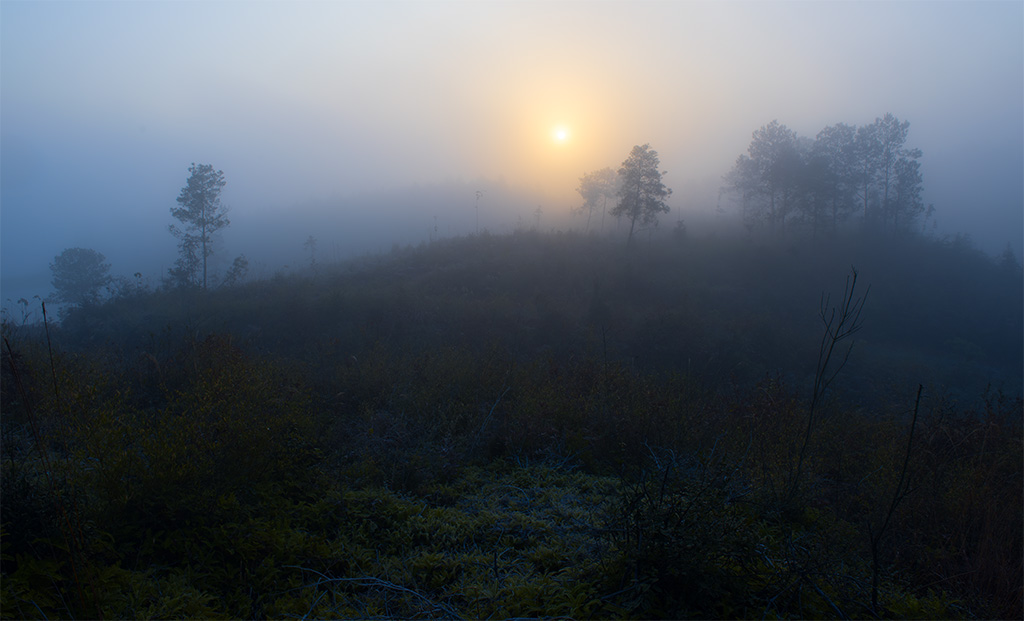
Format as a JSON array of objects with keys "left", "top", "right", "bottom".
[
  {"left": 725, "top": 114, "right": 928, "bottom": 237},
  {"left": 20, "top": 114, "right": 993, "bottom": 325}
]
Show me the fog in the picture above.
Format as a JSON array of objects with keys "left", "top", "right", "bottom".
[{"left": 2, "top": 1, "right": 1022, "bottom": 307}]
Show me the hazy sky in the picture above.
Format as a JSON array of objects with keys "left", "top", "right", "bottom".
[{"left": 2, "top": 1, "right": 1022, "bottom": 304}]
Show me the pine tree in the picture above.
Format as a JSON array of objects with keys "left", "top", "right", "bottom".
[{"left": 169, "top": 163, "right": 228, "bottom": 290}]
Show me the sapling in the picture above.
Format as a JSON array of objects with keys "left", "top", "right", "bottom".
[
  {"left": 788, "top": 268, "right": 869, "bottom": 505},
  {"left": 869, "top": 384, "right": 923, "bottom": 613}
]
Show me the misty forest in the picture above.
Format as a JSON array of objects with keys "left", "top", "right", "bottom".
[{"left": 2, "top": 106, "right": 1022, "bottom": 621}]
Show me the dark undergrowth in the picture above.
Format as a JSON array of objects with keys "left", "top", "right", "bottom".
[{"left": 2, "top": 230, "right": 1021, "bottom": 619}]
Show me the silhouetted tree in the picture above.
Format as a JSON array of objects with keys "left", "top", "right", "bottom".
[
  {"left": 810, "top": 123, "right": 859, "bottom": 233},
  {"left": 575, "top": 167, "right": 618, "bottom": 234},
  {"left": 221, "top": 254, "right": 249, "bottom": 287},
  {"left": 50, "top": 247, "right": 111, "bottom": 306},
  {"left": 852, "top": 124, "right": 881, "bottom": 228},
  {"left": 167, "top": 233, "right": 201, "bottom": 289},
  {"left": 611, "top": 144, "right": 672, "bottom": 245},
  {"left": 724, "top": 154, "right": 762, "bottom": 231},
  {"left": 747, "top": 120, "right": 802, "bottom": 234},
  {"left": 797, "top": 149, "right": 832, "bottom": 237},
  {"left": 874, "top": 113, "right": 911, "bottom": 228},
  {"left": 890, "top": 153, "right": 924, "bottom": 232},
  {"left": 725, "top": 121, "right": 806, "bottom": 235},
  {"left": 475, "top": 190, "right": 483, "bottom": 234},
  {"left": 304, "top": 235, "right": 318, "bottom": 267},
  {"left": 727, "top": 115, "right": 926, "bottom": 239},
  {"left": 853, "top": 113, "right": 922, "bottom": 232},
  {"left": 169, "top": 163, "right": 228, "bottom": 290}
]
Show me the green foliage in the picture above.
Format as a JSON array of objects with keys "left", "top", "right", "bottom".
[{"left": 1, "top": 330, "right": 324, "bottom": 618}]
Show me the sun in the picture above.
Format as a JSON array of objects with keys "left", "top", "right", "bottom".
[{"left": 552, "top": 125, "right": 570, "bottom": 143}]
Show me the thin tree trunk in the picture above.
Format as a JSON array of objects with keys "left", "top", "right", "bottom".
[
  {"left": 626, "top": 180, "right": 641, "bottom": 245},
  {"left": 600, "top": 196, "right": 607, "bottom": 235},
  {"left": 201, "top": 221, "right": 208, "bottom": 290}
]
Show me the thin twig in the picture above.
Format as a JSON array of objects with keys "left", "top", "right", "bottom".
[
  {"left": 475, "top": 384, "right": 512, "bottom": 441},
  {"left": 804, "top": 575, "right": 847, "bottom": 619},
  {"left": 870, "top": 384, "right": 923, "bottom": 613},
  {"left": 790, "top": 268, "right": 868, "bottom": 504},
  {"left": 284, "top": 566, "right": 464, "bottom": 620}
]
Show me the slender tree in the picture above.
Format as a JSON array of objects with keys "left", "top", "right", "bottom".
[
  {"left": 874, "top": 113, "right": 911, "bottom": 230},
  {"left": 304, "top": 235, "right": 318, "bottom": 267},
  {"left": 853, "top": 122, "right": 881, "bottom": 227},
  {"left": 798, "top": 151, "right": 832, "bottom": 237},
  {"left": 852, "top": 114, "right": 922, "bottom": 233},
  {"left": 611, "top": 144, "right": 672, "bottom": 245},
  {"left": 891, "top": 152, "right": 924, "bottom": 232},
  {"left": 169, "top": 163, "right": 228, "bottom": 290},
  {"left": 474, "top": 190, "right": 483, "bottom": 234},
  {"left": 575, "top": 167, "right": 618, "bottom": 234}
]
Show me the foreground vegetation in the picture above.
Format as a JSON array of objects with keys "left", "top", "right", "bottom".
[{"left": 2, "top": 230, "right": 1021, "bottom": 619}]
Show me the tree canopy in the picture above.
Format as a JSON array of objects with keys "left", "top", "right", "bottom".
[
  {"left": 725, "top": 114, "right": 926, "bottom": 237},
  {"left": 50, "top": 247, "right": 111, "bottom": 306},
  {"left": 611, "top": 144, "right": 672, "bottom": 245}
]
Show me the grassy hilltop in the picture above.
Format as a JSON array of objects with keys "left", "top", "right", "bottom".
[{"left": 2, "top": 230, "right": 1021, "bottom": 619}]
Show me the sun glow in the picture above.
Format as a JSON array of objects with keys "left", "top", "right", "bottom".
[{"left": 552, "top": 125, "right": 570, "bottom": 143}]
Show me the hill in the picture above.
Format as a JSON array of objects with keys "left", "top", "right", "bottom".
[
  {"left": 2, "top": 229, "right": 1021, "bottom": 618},
  {"left": 55, "top": 228, "right": 1024, "bottom": 403}
]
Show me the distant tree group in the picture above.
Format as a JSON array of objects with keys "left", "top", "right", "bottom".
[
  {"left": 169, "top": 163, "right": 229, "bottom": 289},
  {"left": 574, "top": 167, "right": 618, "bottom": 234},
  {"left": 575, "top": 145, "right": 673, "bottom": 244},
  {"left": 725, "top": 114, "right": 926, "bottom": 237},
  {"left": 50, "top": 247, "right": 111, "bottom": 306}
]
